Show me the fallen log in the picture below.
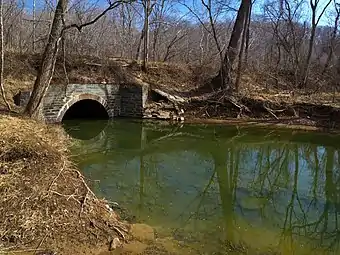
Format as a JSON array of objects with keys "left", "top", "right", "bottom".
[{"left": 152, "top": 88, "right": 187, "bottom": 104}]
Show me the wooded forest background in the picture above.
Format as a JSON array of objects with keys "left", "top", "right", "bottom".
[{"left": 0, "top": 0, "right": 339, "bottom": 92}]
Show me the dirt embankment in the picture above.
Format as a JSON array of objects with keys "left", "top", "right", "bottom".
[
  {"left": 184, "top": 91, "right": 340, "bottom": 131},
  {"left": 1, "top": 52, "right": 340, "bottom": 130},
  {"left": 0, "top": 116, "right": 129, "bottom": 254}
]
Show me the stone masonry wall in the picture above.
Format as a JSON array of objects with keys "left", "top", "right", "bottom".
[
  {"left": 119, "top": 84, "right": 149, "bottom": 117},
  {"left": 16, "top": 83, "right": 148, "bottom": 123},
  {"left": 43, "top": 84, "right": 121, "bottom": 122},
  {"left": 13, "top": 91, "right": 31, "bottom": 106}
]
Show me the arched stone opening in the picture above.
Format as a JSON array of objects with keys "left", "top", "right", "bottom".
[
  {"left": 57, "top": 94, "right": 109, "bottom": 122},
  {"left": 62, "top": 99, "right": 109, "bottom": 120}
]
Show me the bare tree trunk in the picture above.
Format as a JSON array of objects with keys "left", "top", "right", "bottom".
[
  {"left": 301, "top": 15, "right": 316, "bottom": 88},
  {"left": 235, "top": 2, "right": 251, "bottom": 92},
  {"left": 203, "top": 0, "right": 223, "bottom": 65},
  {"left": 244, "top": 1, "right": 252, "bottom": 67},
  {"left": 142, "top": 0, "right": 151, "bottom": 72},
  {"left": 301, "top": 0, "right": 332, "bottom": 88},
  {"left": 214, "top": 0, "right": 251, "bottom": 90},
  {"left": 199, "top": 27, "right": 205, "bottom": 65},
  {"left": 0, "top": 0, "right": 11, "bottom": 111},
  {"left": 125, "top": 5, "right": 134, "bottom": 59},
  {"left": 322, "top": 1, "right": 340, "bottom": 74},
  {"left": 151, "top": 0, "right": 165, "bottom": 61},
  {"left": 32, "top": 0, "right": 36, "bottom": 52},
  {"left": 24, "top": 0, "right": 68, "bottom": 119},
  {"left": 136, "top": 28, "right": 144, "bottom": 61}
]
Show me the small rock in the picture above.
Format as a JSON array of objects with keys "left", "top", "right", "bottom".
[
  {"left": 109, "top": 237, "right": 122, "bottom": 250},
  {"left": 130, "top": 223, "right": 155, "bottom": 242},
  {"left": 105, "top": 204, "right": 113, "bottom": 212}
]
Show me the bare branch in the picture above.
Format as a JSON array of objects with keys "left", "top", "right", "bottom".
[{"left": 63, "top": 0, "right": 133, "bottom": 32}]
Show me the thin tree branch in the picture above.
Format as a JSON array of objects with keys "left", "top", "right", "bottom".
[{"left": 63, "top": 0, "right": 133, "bottom": 32}]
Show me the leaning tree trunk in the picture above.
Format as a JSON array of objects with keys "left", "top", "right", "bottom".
[
  {"left": 214, "top": 0, "right": 251, "bottom": 91},
  {"left": 24, "top": 0, "right": 68, "bottom": 119}
]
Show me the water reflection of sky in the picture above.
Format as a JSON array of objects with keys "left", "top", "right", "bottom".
[{"left": 69, "top": 120, "right": 340, "bottom": 254}]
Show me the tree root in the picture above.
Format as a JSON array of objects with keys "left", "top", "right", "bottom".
[{"left": 263, "top": 104, "right": 279, "bottom": 119}]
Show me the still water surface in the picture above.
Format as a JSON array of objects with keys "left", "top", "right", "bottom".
[{"left": 64, "top": 119, "right": 340, "bottom": 254}]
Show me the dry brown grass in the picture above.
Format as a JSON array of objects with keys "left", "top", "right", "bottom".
[
  {"left": 0, "top": 54, "right": 211, "bottom": 111},
  {"left": 1, "top": 52, "right": 339, "bottom": 116},
  {"left": 238, "top": 70, "right": 340, "bottom": 109},
  {"left": 0, "top": 116, "right": 128, "bottom": 254},
  {"left": 136, "top": 61, "right": 210, "bottom": 93}
]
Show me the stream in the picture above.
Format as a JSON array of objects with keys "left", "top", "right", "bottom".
[{"left": 64, "top": 119, "right": 340, "bottom": 254}]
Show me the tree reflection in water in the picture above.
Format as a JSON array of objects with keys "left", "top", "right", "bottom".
[{"left": 69, "top": 120, "right": 340, "bottom": 254}]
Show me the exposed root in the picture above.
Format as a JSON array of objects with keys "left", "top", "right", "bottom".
[
  {"left": 80, "top": 190, "right": 89, "bottom": 216},
  {"left": 189, "top": 90, "right": 252, "bottom": 118},
  {"left": 184, "top": 89, "right": 340, "bottom": 129},
  {"left": 113, "top": 226, "right": 126, "bottom": 240},
  {"left": 47, "top": 160, "right": 66, "bottom": 192},
  {"left": 263, "top": 103, "right": 279, "bottom": 119},
  {"left": 75, "top": 169, "right": 97, "bottom": 199}
]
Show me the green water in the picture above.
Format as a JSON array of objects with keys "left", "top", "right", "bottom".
[{"left": 64, "top": 119, "right": 340, "bottom": 254}]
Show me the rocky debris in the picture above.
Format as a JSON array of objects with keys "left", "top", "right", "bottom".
[
  {"left": 144, "top": 88, "right": 186, "bottom": 121},
  {"left": 109, "top": 237, "right": 122, "bottom": 250},
  {"left": 143, "top": 102, "right": 185, "bottom": 121}
]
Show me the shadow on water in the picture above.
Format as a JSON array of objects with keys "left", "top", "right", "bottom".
[
  {"left": 67, "top": 120, "right": 340, "bottom": 254},
  {"left": 63, "top": 120, "right": 109, "bottom": 141}
]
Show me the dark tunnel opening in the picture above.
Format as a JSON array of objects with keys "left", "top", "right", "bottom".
[
  {"left": 63, "top": 120, "right": 108, "bottom": 140},
  {"left": 62, "top": 99, "right": 109, "bottom": 121}
]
